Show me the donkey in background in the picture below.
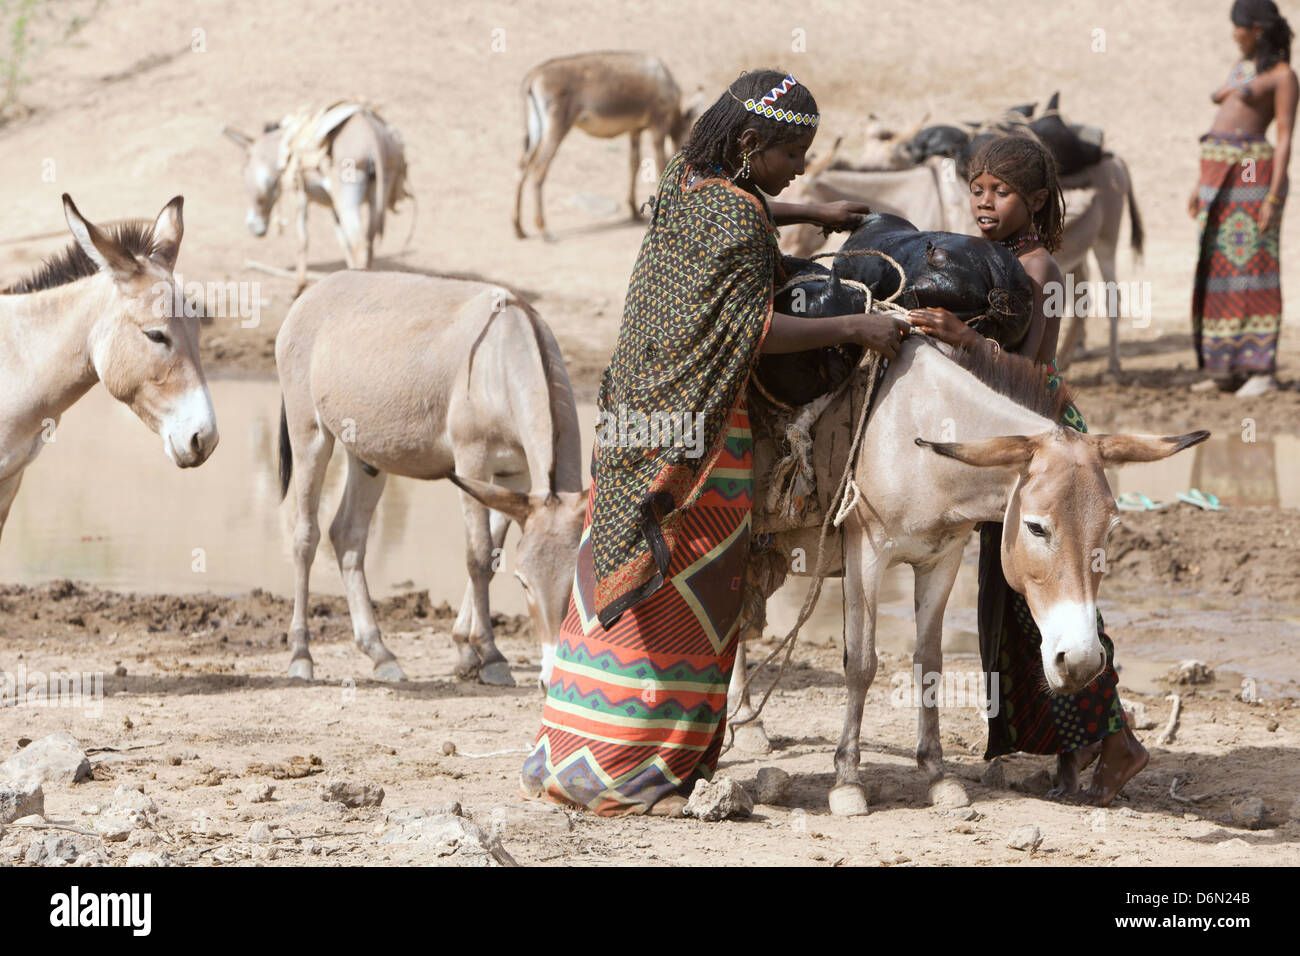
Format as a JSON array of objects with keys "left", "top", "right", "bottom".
[
  {"left": 224, "top": 102, "right": 412, "bottom": 296},
  {"left": 513, "top": 51, "right": 701, "bottom": 239},
  {"left": 0, "top": 195, "right": 219, "bottom": 543}
]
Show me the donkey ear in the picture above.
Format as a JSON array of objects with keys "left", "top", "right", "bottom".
[
  {"left": 449, "top": 473, "right": 532, "bottom": 525},
  {"left": 1091, "top": 430, "right": 1210, "bottom": 465},
  {"left": 149, "top": 196, "right": 184, "bottom": 272},
  {"left": 915, "top": 434, "right": 1037, "bottom": 468},
  {"left": 221, "top": 125, "right": 253, "bottom": 149},
  {"left": 62, "top": 194, "right": 139, "bottom": 282}
]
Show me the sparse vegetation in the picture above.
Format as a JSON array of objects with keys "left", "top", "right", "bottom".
[{"left": 0, "top": 0, "right": 102, "bottom": 122}]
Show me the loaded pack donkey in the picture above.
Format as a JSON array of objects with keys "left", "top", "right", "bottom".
[
  {"left": 730, "top": 246, "right": 1205, "bottom": 814},
  {"left": 513, "top": 51, "right": 701, "bottom": 239},
  {"left": 0, "top": 195, "right": 218, "bottom": 543},
  {"left": 223, "top": 101, "right": 413, "bottom": 296},
  {"left": 275, "top": 272, "right": 586, "bottom": 686}
]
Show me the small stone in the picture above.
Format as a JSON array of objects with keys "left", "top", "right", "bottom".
[
  {"left": 122, "top": 715, "right": 134, "bottom": 730},
  {"left": 377, "top": 813, "right": 518, "bottom": 866},
  {"left": 434, "top": 801, "right": 463, "bottom": 817},
  {"left": 1266, "top": 720, "right": 1280, "bottom": 733},
  {"left": 25, "top": 834, "right": 92, "bottom": 865},
  {"left": 114, "top": 665, "right": 127, "bottom": 677},
  {"left": 248, "top": 821, "right": 275, "bottom": 844},
  {"left": 70, "top": 847, "right": 110, "bottom": 867},
  {"left": 949, "top": 807, "right": 980, "bottom": 821},
  {"left": 0, "top": 731, "right": 92, "bottom": 789},
  {"left": 441, "top": 740, "right": 456, "bottom": 756},
  {"left": 683, "top": 776, "right": 753, "bottom": 822},
  {"left": 318, "top": 778, "right": 385, "bottom": 808},
  {"left": 981, "top": 759, "right": 1007, "bottom": 790},
  {"left": 93, "top": 816, "right": 132, "bottom": 842},
  {"left": 1167, "top": 660, "right": 1214, "bottom": 686},
  {"left": 109, "top": 784, "right": 157, "bottom": 816},
  {"left": 1216, "top": 837, "right": 1250, "bottom": 850},
  {"left": 243, "top": 783, "right": 276, "bottom": 804},
  {"left": 755, "top": 767, "right": 792, "bottom": 805},
  {"left": 250, "top": 843, "right": 279, "bottom": 861},
  {"left": 1006, "top": 825, "right": 1044, "bottom": 851},
  {"left": 126, "top": 850, "right": 172, "bottom": 867},
  {"left": 0, "top": 781, "right": 44, "bottom": 824},
  {"left": 1019, "top": 769, "right": 1054, "bottom": 797},
  {"left": 127, "top": 828, "right": 160, "bottom": 848},
  {"left": 1124, "top": 701, "right": 1156, "bottom": 730},
  {"left": 167, "top": 754, "right": 183, "bottom": 766},
  {"left": 952, "top": 823, "right": 974, "bottom": 834},
  {"left": 1229, "top": 796, "right": 1267, "bottom": 830}
]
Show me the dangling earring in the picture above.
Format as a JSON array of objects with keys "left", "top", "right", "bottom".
[{"left": 732, "top": 149, "right": 753, "bottom": 183}]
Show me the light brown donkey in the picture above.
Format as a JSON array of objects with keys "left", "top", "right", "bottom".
[
  {"left": 513, "top": 51, "right": 701, "bottom": 239},
  {"left": 275, "top": 271, "right": 586, "bottom": 686},
  {"left": 730, "top": 337, "right": 1206, "bottom": 815},
  {"left": 0, "top": 195, "right": 218, "bottom": 543}
]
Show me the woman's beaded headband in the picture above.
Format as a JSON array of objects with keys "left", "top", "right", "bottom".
[{"left": 728, "top": 74, "right": 820, "bottom": 127}]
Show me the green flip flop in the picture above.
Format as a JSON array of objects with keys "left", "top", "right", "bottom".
[
  {"left": 1176, "top": 488, "right": 1224, "bottom": 511},
  {"left": 1116, "top": 492, "right": 1170, "bottom": 511}
]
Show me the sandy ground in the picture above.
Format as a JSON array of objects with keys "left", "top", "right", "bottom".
[{"left": 1, "top": 1, "right": 1299, "bottom": 865}]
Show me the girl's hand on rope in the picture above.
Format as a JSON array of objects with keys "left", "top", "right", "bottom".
[
  {"left": 907, "top": 307, "right": 985, "bottom": 351},
  {"left": 818, "top": 200, "right": 872, "bottom": 235},
  {"left": 854, "top": 313, "right": 910, "bottom": 360}
]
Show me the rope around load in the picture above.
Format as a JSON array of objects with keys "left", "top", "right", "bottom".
[
  {"left": 755, "top": 256, "right": 910, "bottom": 413},
  {"left": 725, "top": 258, "right": 910, "bottom": 749}
]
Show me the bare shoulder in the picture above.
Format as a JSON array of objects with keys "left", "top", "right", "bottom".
[{"left": 1019, "top": 247, "right": 1063, "bottom": 289}]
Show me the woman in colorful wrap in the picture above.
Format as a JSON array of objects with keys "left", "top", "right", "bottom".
[
  {"left": 1190, "top": 0, "right": 1296, "bottom": 396},
  {"left": 906, "top": 134, "right": 1147, "bottom": 806},
  {"left": 520, "top": 71, "right": 911, "bottom": 817}
]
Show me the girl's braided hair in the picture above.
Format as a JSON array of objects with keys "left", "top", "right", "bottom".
[
  {"left": 966, "top": 132, "right": 1066, "bottom": 253},
  {"left": 681, "top": 70, "right": 818, "bottom": 175}
]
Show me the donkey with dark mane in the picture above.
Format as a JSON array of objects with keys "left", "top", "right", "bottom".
[
  {"left": 734, "top": 334, "right": 1205, "bottom": 814},
  {"left": 0, "top": 195, "right": 218, "bottom": 544}
]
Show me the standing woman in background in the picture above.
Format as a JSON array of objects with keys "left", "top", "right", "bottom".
[{"left": 1191, "top": 0, "right": 1297, "bottom": 396}]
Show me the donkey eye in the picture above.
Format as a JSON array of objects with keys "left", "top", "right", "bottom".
[
  {"left": 144, "top": 329, "right": 171, "bottom": 347},
  {"left": 1025, "top": 521, "right": 1048, "bottom": 539}
]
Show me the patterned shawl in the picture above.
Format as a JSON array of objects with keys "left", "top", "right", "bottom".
[{"left": 591, "top": 153, "right": 780, "bottom": 627}]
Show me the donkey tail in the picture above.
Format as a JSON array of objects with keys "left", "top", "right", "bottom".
[{"left": 278, "top": 396, "right": 293, "bottom": 501}]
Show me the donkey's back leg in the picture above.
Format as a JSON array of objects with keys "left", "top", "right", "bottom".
[
  {"left": 286, "top": 412, "right": 334, "bottom": 679},
  {"left": 727, "top": 622, "right": 774, "bottom": 755},
  {"left": 330, "top": 450, "right": 404, "bottom": 680},
  {"left": 831, "top": 534, "right": 884, "bottom": 816},
  {"left": 913, "top": 544, "right": 970, "bottom": 807},
  {"left": 0, "top": 470, "right": 25, "bottom": 546}
]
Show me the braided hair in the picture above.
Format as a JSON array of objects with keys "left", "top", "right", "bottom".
[
  {"left": 966, "top": 132, "right": 1066, "bottom": 253},
  {"left": 1232, "top": 0, "right": 1294, "bottom": 72},
  {"left": 681, "top": 70, "right": 818, "bottom": 176}
]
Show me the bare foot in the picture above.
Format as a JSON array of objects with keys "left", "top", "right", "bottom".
[
  {"left": 1050, "top": 741, "right": 1102, "bottom": 798},
  {"left": 1087, "top": 726, "right": 1149, "bottom": 807},
  {"left": 646, "top": 794, "right": 688, "bottom": 818}
]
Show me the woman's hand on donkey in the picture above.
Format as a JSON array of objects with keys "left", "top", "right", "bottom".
[
  {"left": 907, "top": 307, "right": 986, "bottom": 352},
  {"left": 818, "top": 200, "right": 872, "bottom": 235}
]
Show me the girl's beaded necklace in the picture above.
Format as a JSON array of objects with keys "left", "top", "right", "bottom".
[{"left": 998, "top": 229, "right": 1040, "bottom": 254}]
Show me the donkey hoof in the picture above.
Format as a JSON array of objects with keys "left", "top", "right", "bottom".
[
  {"left": 288, "top": 658, "right": 314, "bottom": 681},
  {"left": 731, "top": 723, "right": 773, "bottom": 755},
  {"left": 829, "top": 784, "right": 871, "bottom": 817},
  {"left": 928, "top": 777, "right": 971, "bottom": 809},
  {"left": 478, "top": 661, "right": 516, "bottom": 687},
  {"left": 373, "top": 659, "right": 407, "bottom": 682}
]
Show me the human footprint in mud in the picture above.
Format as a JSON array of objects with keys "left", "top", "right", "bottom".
[{"left": 907, "top": 133, "right": 1147, "bottom": 806}]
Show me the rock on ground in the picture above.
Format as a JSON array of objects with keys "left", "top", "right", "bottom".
[
  {"left": 244, "top": 782, "right": 276, "bottom": 804},
  {"left": 318, "top": 778, "right": 385, "bottom": 808},
  {"left": 377, "top": 813, "right": 517, "bottom": 866},
  {"left": 126, "top": 850, "right": 174, "bottom": 867},
  {"left": 981, "top": 759, "right": 1007, "bottom": 790},
  {"left": 684, "top": 776, "right": 753, "bottom": 822},
  {"left": 0, "top": 732, "right": 91, "bottom": 789},
  {"left": 248, "top": 821, "right": 275, "bottom": 844},
  {"left": 1006, "top": 825, "right": 1044, "bottom": 851},
  {"left": 0, "top": 781, "right": 43, "bottom": 824},
  {"left": 755, "top": 768, "right": 792, "bottom": 805},
  {"left": 25, "top": 833, "right": 97, "bottom": 866},
  {"left": 1229, "top": 796, "right": 1268, "bottom": 830},
  {"left": 1168, "top": 660, "right": 1214, "bottom": 685},
  {"left": 1018, "top": 769, "right": 1054, "bottom": 797},
  {"left": 1125, "top": 701, "right": 1157, "bottom": 730}
]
